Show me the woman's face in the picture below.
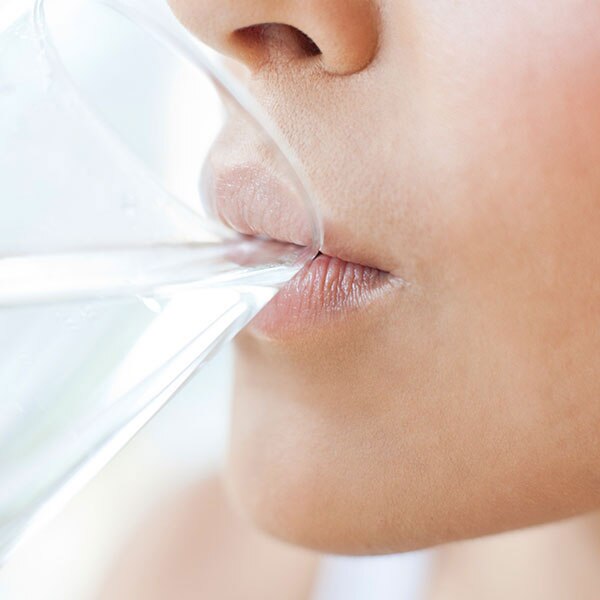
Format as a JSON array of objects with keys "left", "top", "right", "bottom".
[{"left": 169, "top": 0, "right": 600, "bottom": 554}]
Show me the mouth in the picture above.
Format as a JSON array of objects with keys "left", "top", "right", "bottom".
[
  {"left": 204, "top": 161, "right": 401, "bottom": 338},
  {"left": 249, "top": 252, "right": 400, "bottom": 337}
]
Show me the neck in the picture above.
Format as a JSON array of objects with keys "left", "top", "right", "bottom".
[{"left": 426, "top": 511, "right": 600, "bottom": 600}]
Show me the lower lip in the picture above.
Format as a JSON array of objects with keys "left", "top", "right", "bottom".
[{"left": 248, "top": 253, "right": 400, "bottom": 339}]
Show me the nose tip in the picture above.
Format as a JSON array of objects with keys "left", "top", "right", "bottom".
[{"left": 168, "top": 0, "right": 379, "bottom": 75}]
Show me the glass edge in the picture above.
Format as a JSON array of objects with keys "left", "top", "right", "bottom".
[{"left": 34, "top": 0, "right": 324, "bottom": 261}]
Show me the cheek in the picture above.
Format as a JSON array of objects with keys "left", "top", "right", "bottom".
[
  {"left": 225, "top": 2, "right": 600, "bottom": 554},
  {"left": 404, "top": 2, "right": 600, "bottom": 345},
  {"left": 414, "top": 0, "right": 600, "bottom": 216}
]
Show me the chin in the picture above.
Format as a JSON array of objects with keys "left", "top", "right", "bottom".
[
  {"left": 224, "top": 425, "right": 401, "bottom": 555},
  {"left": 222, "top": 328, "right": 449, "bottom": 556},
  {"left": 225, "top": 422, "right": 598, "bottom": 557},
  {"left": 222, "top": 270, "right": 600, "bottom": 556},
  {"left": 224, "top": 409, "right": 462, "bottom": 555}
]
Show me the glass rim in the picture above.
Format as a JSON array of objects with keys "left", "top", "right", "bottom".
[{"left": 33, "top": 0, "right": 324, "bottom": 259}]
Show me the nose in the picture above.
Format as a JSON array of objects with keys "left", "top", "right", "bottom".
[{"left": 168, "top": 0, "right": 380, "bottom": 75}]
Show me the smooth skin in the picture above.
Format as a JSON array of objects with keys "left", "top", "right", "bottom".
[{"left": 168, "top": 0, "right": 600, "bottom": 555}]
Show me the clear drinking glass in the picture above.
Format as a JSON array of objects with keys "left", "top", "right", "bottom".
[{"left": 0, "top": 0, "right": 321, "bottom": 562}]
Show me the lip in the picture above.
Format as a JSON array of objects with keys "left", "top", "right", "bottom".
[
  {"left": 250, "top": 253, "right": 401, "bottom": 338},
  {"left": 205, "top": 163, "right": 318, "bottom": 249},
  {"left": 205, "top": 162, "right": 401, "bottom": 338}
]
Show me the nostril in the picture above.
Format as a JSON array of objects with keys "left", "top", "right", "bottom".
[
  {"left": 283, "top": 25, "right": 321, "bottom": 58},
  {"left": 168, "top": 0, "right": 379, "bottom": 76},
  {"left": 231, "top": 23, "right": 322, "bottom": 68}
]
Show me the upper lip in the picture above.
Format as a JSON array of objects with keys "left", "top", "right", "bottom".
[
  {"left": 204, "top": 161, "right": 321, "bottom": 251},
  {"left": 203, "top": 126, "right": 388, "bottom": 274}
]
